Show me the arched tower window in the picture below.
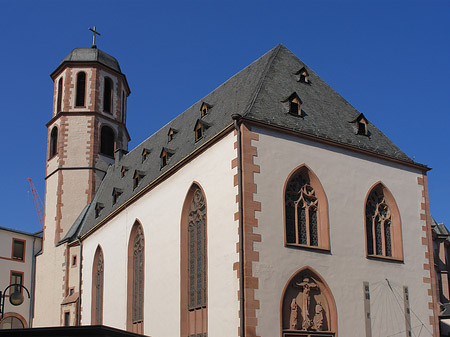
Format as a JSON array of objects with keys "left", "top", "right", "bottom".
[
  {"left": 56, "top": 77, "right": 63, "bottom": 114},
  {"left": 181, "top": 184, "right": 207, "bottom": 336},
  {"left": 91, "top": 246, "right": 104, "bottom": 325},
  {"left": 75, "top": 72, "right": 86, "bottom": 107},
  {"left": 49, "top": 126, "right": 58, "bottom": 158},
  {"left": 365, "top": 183, "right": 403, "bottom": 260},
  {"left": 121, "top": 91, "right": 126, "bottom": 123},
  {"left": 281, "top": 267, "right": 337, "bottom": 336},
  {"left": 284, "top": 165, "right": 330, "bottom": 250},
  {"left": 103, "top": 77, "right": 113, "bottom": 113},
  {"left": 127, "top": 221, "right": 145, "bottom": 334},
  {"left": 100, "top": 125, "right": 115, "bottom": 157}
]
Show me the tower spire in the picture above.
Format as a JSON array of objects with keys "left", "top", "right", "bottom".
[{"left": 89, "top": 26, "right": 101, "bottom": 49}]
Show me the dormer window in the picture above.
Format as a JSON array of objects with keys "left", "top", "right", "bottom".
[
  {"left": 133, "top": 170, "right": 145, "bottom": 189},
  {"left": 121, "top": 166, "right": 129, "bottom": 178},
  {"left": 160, "top": 148, "right": 175, "bottom": 168},
  {"left": 194, "top": 120, "right": 211, "bottom": 142},
  {"left": 286, "top": 93, "right": 303, "bottom": 116},
  {"left": 141, "top": 148, "right": 151, "bottom": 162},
  {"left": 168, "top": 128, "right": 178, "bottom": 142},
  {"left": 200, "top": 102, "right": 212, "bottom": 117},
  {"left": 350, "top": 113, "right": 369, "bottom": 136},
  {"left": 112, "top": 188, "right": 123, "bottom": 205},
  {"left": 95, "top": 203, "right": 104, "bottom": 218},
  {"left": 296, "top": 67, "right": 310, "bottom": 83}
]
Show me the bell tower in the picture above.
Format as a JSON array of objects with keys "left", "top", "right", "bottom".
[{"left": 34, "top": 42, "right": 130, "bottom": 326}]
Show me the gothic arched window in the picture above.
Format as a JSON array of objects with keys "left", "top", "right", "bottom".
[
  {"left": 284, "top": 165, "right": 330, "bottom": 250},
  {"left": 127, "top": 221, "right": 145, "bottom": 334},
  {"left": 180, "top": 184, "right": 207, "bottom": 336},
  {"left": 103, "top": 77, "right": 113, "bottom": 113},
  {"left": 365, "top": 183, "right": 403, "bottom": 260},
  {"left": 56, "top": 77, "right": 63, "bottom": 114},
  {"left": 75, "top": 72, "right": 86, "bottom": 107},
  {"left": 100, "top": 125, "right": 115, "bottom": 157},
  {"left": 281, "top": 267, "right": 337, "bottom": 336},
  {"left": 91, "top": 246, "right": 104, "bottom": 325},
  {"left": 49, "top": 126, "right": 58, "bottom": 158}
]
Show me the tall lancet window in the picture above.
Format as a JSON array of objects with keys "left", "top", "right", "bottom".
[
  {"left": 181, "top": 184, "right": 208, "bottom": 336},
  {"left": 284, "top": 165, "right": 330, "bottom": 250},
  {"left": 100, "top": 125, "right": 115, "bottom": 157},
  {"left": 91, "top": 246, "right": 104, "bottom": 325},
  {"left": 127, "top": 221, "right": 145, "bottom": 334},
  {"left": 56, "top": 77, "right": 63, "bottom": 114},
  {"left": 103, "top": 77, "right": 113, "bottom": 113},
  {"left": 49, "top": 126, "right": 58, "bottom": 158},
  {"left": 75, "top": 72, "right": 86, "bottom": 107},
  {"left": 365, "top": 183, "right": 403, "bottom": 260}
]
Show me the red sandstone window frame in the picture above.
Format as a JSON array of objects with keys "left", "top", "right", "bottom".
[
  {"left": 56, "top": 77, "right": 63, "bottom": 114},
  {"left": 103, "top": 77, "right": 114, "bottom": 114},
  {"left": 127, "top": 220, "right": 145, "bottom": 334},
  {"left": 100, "top": 125, "right": 116, "bottom": 158},
  {"left": 75, "top": 71, "right": 86, "bottom": 107},
  {"left": 91, "top": 245, "right": 104, "bottom": 325},
  {"left": 364, "top": 182, "right": 404, "bottom": 262},
  {"left": 180, "top": 183, "right": 208, "bottom": 336},
  {"left": 49, "top": 126, "right": 59, "bottom": 159},
  {"left": 283, "top": 165, "right": 330, "bottom": 251},
  {"left": 11, "top": 238, "right": 26, "bottom": 262}
]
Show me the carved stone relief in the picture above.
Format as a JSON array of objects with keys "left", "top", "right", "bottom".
[{"left": 283, "top": 271, "right": 333, "bottom": 334}]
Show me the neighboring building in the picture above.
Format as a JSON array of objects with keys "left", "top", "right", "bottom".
[
  {"left": 33, "top": 44, "right": 440, "bottom": 336},
  {"left": 431, "top": 219, "right": 450, "bottom": 335},
  {"left": 0, "top": 226, "right": 42, "bottom": 329}
]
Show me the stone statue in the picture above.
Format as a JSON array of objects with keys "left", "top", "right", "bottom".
[
  {"left": 296, "top": 277, "right": 318, "bottom": 330},
  {"left": 289, "top": 298, "right": 298, "bottom": 329},
  {"left": 313, "top": 301, "right": 324, "bottom": 331}
]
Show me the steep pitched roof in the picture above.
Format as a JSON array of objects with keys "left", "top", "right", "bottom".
[{"left": 64, "top": 44, "right": 425, "bottom": 242}]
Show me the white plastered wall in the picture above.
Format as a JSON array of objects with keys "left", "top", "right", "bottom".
[
  {"left": 251, "top": 126, "right": 433, "bottom": 336},
  {"left": 82, "top": 132, "right": 239, "bottom": 336}
]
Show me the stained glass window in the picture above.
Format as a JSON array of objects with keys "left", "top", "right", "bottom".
[
  {"left": 285, "top": 170, "right": 319, "bottom": 247},
  {"left": 188, "top": 188, "right": 207, "bottom": 309},
  {"left": 366, "top": 187, "right": 393, "bottom": 257},
  {"left": 132, "top": 225, "right": 144, "bottom": 323},
  {"left": 93, "top": 248, "right": 104, "bottom": 325}
]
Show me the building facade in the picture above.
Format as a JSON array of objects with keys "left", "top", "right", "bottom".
[
  {"left": 32, "top": 44, "right": 440, "bottom": 336},
  {"left": 0, "top": 226, "right": 42, "bottom": 329}
]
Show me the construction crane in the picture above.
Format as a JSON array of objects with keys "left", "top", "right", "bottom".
[{"left": 27, "top": 177, "right": 44, "bottom": 230}]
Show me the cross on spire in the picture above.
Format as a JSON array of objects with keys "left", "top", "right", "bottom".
[{"left": 89, "top": 26, "right": 101, "bottom": 49}]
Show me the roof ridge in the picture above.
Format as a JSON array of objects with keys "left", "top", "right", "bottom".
[{"left": 242, "top": 44, "right": 282, "bottom": 117}]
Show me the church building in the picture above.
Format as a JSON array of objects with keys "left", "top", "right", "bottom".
[{"left": 32, "top": 43, "right": 440, "bottom": 336}]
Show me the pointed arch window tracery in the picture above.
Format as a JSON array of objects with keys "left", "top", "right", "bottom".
[
  {"left": 284, "top": 166, "right": 329, "bottom": 250},
  {"left": 365, "top": 183, "right": 403, "bottom": 260},
  {"left": 127, "top": 222, "right": 145, "bottom": 333},
  {"left": 91, "top": 246, "right": 104, "bottom": 325},
  {"left": 181, "top": 184, "right": 208, "bottom": 337}
]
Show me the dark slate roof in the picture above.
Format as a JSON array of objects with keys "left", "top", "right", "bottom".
[
  {"left": 60, "top": 48, "right": 122, "bottom": 73},
  {"left": 432, "top": 217, "right": 449, "bottom": 239},
  {"left": 64, "top": 44, "right": 425, "bottom": 242}
]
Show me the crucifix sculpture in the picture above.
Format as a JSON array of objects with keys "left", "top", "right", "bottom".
[
  {"left": 295, "top": 277, "right": 318, "bottom": 330},
  {"left": 89, "top": 26, "right": 101, "bottom": 48}
]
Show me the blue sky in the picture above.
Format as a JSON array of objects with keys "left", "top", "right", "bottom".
[{"left": 1, "top": 1, "right": 448, "bottom": 233}]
